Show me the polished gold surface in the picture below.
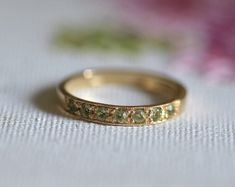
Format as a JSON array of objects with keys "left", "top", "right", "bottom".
[{"left": 57, "top": 69, "right": 186, "bottom": 126}]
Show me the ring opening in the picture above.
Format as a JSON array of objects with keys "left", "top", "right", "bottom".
[{"left": 62, "top": 70, "right": 185, "bottom": 106}]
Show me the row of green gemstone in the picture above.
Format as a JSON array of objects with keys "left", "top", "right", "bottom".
[{"left": 67, "top": 99, "right": 175, "bottom": 124}]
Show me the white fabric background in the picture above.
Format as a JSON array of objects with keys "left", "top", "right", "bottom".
[{"left": 0, "top": 0, "right": 235, "bottom": 186}]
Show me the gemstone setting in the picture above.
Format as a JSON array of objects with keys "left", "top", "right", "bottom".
[
  {"left": 81, "top": 104, "right": 93, "bottom": 118},
  {"left": 151, "top": 107, "right": 163, "bottom": 122},
  {"left": 96, "top": 107, "right": 109, "bottom": 121},
  {"left": 67, "top": 99, "right": 79, "bottom": 114},
  {"left": 114, "top": 108, "right": 128, "bottom": 123},
  {"left": 166, "top": 104, "right": 175, "bottom": 117},
  {"left": 132, "top": 109, "right": 146, "bottom": 124}
]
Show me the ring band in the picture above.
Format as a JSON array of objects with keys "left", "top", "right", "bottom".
[{"left": 57, "top": 69, "right": 186, "bottom": 126}]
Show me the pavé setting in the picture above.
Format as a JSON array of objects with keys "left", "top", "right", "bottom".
[{"left": 64, "top": 96, "right": 182, "bottom": 125}]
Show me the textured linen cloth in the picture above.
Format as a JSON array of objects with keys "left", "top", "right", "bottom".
[{"left": 0, "top": 0, "right": 235, "bottom": 187}]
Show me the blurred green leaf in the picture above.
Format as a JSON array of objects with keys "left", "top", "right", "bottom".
[{"left": 54, "top": 27, "right": 174, "bottom": 54}]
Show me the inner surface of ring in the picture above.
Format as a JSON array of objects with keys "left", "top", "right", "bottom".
[{"left": 64, "top": 71, "right": 182, "bottom": 105}]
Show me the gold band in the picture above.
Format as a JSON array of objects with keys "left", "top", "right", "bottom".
[{"left": 57, "top": 69, "right": 186, "bottom": 126}]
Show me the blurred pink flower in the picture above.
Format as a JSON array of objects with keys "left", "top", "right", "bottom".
[{"left": 117, "top": 0, "right": 235, "bottom": 81}]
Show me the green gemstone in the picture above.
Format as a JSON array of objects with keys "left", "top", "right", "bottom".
[
  {"left": 96, "top": 107, "right": 108, "bottom": 121},
  {"left": 132, "top": 109, "right": 146, "bottom": 124},
  {"left": 151, "top": 107, "right": 163, "bottom": 122},
  {"left": 68, "top": 99, "right": 78, "bottom": 114},
  {"left": 81, "top": 104, "right": 93, "bottom": 118},
  {"left": 166, "top": 104, "right": 175, "bottom": 116},
  {"left": 114, "top": 109, "right": 128, "bottom": 123}
]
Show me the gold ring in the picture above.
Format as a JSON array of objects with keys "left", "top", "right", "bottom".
[{"left": 57, "top": 69, "right": 186, "bottom": 126}]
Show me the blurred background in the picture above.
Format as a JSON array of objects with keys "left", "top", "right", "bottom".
[
  {"left": 0, "top": 0, "right": 234, "bottom": 187},
  {"left": 53, "top": 0, "right": 235, "bottom": 82}
]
